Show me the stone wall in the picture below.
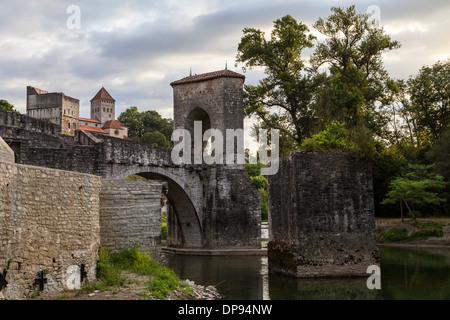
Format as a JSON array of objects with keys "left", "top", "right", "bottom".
[
  {"left": 0, "top": 137, "right": 101, "bottom": 299},
  {"left": 99, "top": 179, "right": 162, "bottom": 255},
  {"left": 268, "top": 151, "right": 378, "bottom": 278},
  {"left": 202, "top": 166, "right": 261, "bottom": 249}
]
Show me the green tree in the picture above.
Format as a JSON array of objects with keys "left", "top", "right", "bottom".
[
  {"left": 244, "top": 161, "right": 269, "bottom": 220},
  {"left": 118, "top": 107, "right": 173, "bottom": 146},
  {"left": 117, "top": 106, "right": 145, "bottom": 139},
  {"left": 381, "top": 164, "right": 447, "bottom": 222},
  {"left": 141, "top": 110, "right": 174, "bottom": 143},
  {"left": 236, "top": 14, "right": 317, "bottom": 150},
  {"left": 406, "top": 59, "right": 450, "bottom": 144},
  {"left": 428, "top": 127, "right": 450, "bottom": 182},
  {"left": 0, "top": 99, "right": 18, "bottom": 112},
  {"left": 301, "top": 121, "right": 355, "bottom": 151},
  {"left": 311, "top": 5, "right": 401, "bottom": 134},
  {"left": 250, "top": 175, "right": 268, "bottom": 190},
  {"left": 140, "top": 131, "right": 170, "bottom": 148}
]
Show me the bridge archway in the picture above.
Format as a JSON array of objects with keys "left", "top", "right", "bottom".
[
  {"left": 117, "top": 167, "right": 204, "bottom": 249},
  {"left": 185, "top": 107, "right": 211, "bottom": 158}
]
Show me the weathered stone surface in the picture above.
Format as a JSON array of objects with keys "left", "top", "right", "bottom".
[
  {"left": 0, "top": 140, "right": 101, "bottom": 299},
  {"left": 100, "top": 179, "right": 162, "bottom": 255},
  {"left": 0, "top": 136, "right": 14, "bottom": 163},
  {"left": 268, "top": 151, "right": 379, "bottom": 278}
]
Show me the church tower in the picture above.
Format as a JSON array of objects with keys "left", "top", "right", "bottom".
[{"left": 90, "top": 87, "right": 115, "bottom": 126}]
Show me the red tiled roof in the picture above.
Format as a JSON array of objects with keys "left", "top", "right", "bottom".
[
  {"left": 79, "top": 117, "right": 101, "bottom": 124},
  {"left": 102, "top": 120, "right": 126, "bottom": 130},
  {"left": 90, "top": 87, "right": 115, "bottom": 102},
  {"left": 170, "top": 69, "right": 245, "bottom": 86},
  {"left": 79, "top": 126, "right": 108, "bottom": 134}
]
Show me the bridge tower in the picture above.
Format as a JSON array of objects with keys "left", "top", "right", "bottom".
[
  {"left": 170, "top": 69, "right": 245, "bottom": 163},
  {"left": 169, "top": 69, "right": 262, "bottom": 250}
]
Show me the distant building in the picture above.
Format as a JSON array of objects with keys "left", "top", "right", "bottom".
[
  {"left": 102, "top": 120, "right": 128, "bottom": 139},
  {"left": 26, "top": 86, "right": 79, "bottom": 135},
  {"left": 90, "top": 87, "right": 115, "bottom": 126},
  {"left": 25, "top": 85, "right": 128, "bottom": 139},
  {"left": 78, "top": 117, "right": 108, "bottom": 134}
]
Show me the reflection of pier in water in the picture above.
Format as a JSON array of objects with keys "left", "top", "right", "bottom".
[{"left": 163, "top": 235, "right": 450, "bottom": 300}]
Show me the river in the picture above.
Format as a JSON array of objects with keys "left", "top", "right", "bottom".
[{"left": 162, "top": 246, "right": 450, "bottom": 300}]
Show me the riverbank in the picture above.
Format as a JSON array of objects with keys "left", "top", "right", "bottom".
[
  {"left": 31, "top": 272, "right": 221, "bottom": 300},
  {"left": 24, "top": 218, "right": 449, "bottom": 300},
  {"left": 375, "top": 217, "right": 450, "bottom": 248}
]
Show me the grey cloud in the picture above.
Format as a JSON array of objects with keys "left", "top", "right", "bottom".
[{"left": 0, "top": 0, "right": 449, "bottom": 117}]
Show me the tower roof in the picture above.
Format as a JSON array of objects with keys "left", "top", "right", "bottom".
[
  {"left": 170, "top": 69, "right": 245, "bottom": 86},
  {"left": 91, "top": 87, "right": 115, "bottom": 102}
]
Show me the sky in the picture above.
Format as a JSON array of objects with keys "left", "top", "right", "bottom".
[{"left": 1, "top": 0, "right": 449, "bottom": 121}]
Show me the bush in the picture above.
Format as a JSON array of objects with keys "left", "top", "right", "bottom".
[
  {"left": 96, "top": 247, "right": 124, "bottom": 287},
  {"left": 378, "top": 227, "right": 409, "bottom": 242},
  {"left": 258, "top": 188, "right": 268, "bottom": 221},
  {"left": 251, "top": 175, "right": 268, "bottom": 190},
  {"left": 91, "top": 245, "right": 181, "bottom": 299},
  {"left": 409, "top": 222, "right": 444, "bottom": 240},
  {"left": 301, "top": 121, "right": 355, "bottom": 152}
]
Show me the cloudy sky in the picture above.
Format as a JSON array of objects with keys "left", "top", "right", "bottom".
[{"left": 1, "top": 0, "right": 449, "bottom": 120}]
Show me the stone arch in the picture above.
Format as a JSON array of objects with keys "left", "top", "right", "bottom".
[{"left": 116, "top": 167, "right": 203, "bottom": 249}]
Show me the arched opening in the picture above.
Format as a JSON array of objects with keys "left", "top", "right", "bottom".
[
  {"left": 185, "top": 107, "right": 212, "bottom": 162},
  {"left": 127, "top": 171, "right": 203, "bottom": 249}
]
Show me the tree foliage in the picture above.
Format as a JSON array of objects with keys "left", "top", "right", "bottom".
[
  {"left": 236, "top": 15, "right": 317, "bottom": 150},
  {"left": 381, "top": 164, "right": 447, "bottom": 221},
  {"left": 311, "top": 5, "right": 401, "bottom": 133},
  {"left": 0, "top": 99, "right": 17, "bottom": 112},
  {"left": 236, "top": 6, "right": 449, "bottom": 218},
  {"left": 118, "top": 106, "right": 173, "bottom": 147},
  {"left": 406, "top": 59, "right": 450, "bottom": 144},
  {"left": 301, "top": 121, "right": 355, "bottom": 152}
]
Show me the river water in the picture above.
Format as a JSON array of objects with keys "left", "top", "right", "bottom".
[{"left": 162, "top": 245, "right": 450, "bottom": 300}]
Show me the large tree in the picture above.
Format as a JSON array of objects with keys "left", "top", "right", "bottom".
[
  {"left": 236, "top": 14, "right": 317, "bottom": 152},
  {"left": 311, "top": 5, "right": 401, "bottom": 134},
  {"left": 406, "top": 59, "right": 450, "bottom": 144}
]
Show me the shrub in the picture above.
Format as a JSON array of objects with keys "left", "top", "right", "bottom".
[
  {"left": 409, "top": 222, "right": 444, "bottom": 240},
  {"left": 258, "top": 188, "right": 268, "bottom": 221},
  {"left": 251, "top": 175, "right": 268, "bottom": 190},
  {"left": 378, "top": 227, "right": 409, "bottom": 242},
  {"left": 91, "top": 245, "right": 181, "bottom": 299},
  {"left": 301, "top": 121, "right": 355, "bottom": 152}
]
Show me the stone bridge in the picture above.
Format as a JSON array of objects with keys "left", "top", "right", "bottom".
[{"left": 0, "top": 69, "right": 262, "bottom": 251}]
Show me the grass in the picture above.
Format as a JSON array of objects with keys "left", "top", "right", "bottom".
[
  {"left": 80, "top": 245, "right": 182, "bottom": 299},
  {"left": 376, "top": 221, "right": 446, "bottom": 242},
  {"left": 409, "top": 222, "right": 444, "bottom": 240}
]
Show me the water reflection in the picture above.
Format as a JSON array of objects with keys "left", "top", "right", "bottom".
[
  {"left": 162, "top": 246, "right": 450, "bottom": 300},
  {"left": 380, "top": 247, "right": 450, "bottom": 300}
]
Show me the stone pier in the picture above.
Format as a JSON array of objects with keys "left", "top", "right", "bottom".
[{"left": 268, "top": 151, "right": 379, "bottom": 278}]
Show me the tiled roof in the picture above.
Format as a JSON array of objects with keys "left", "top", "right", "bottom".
[
  {"left": 102, "top": 120, "right": 126, "bottom": 130},
  {"left": 79, "top": 126, "right": 108, "bottom": 134},
  {"left": 79, "top": 117, "right": 101, "bottom": 123},
  {"left": 170, "top": 69, "right": 245, "bottom": 86},
  {"left": 91, "top": 87, "right": 115, "bottom": 102}
]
